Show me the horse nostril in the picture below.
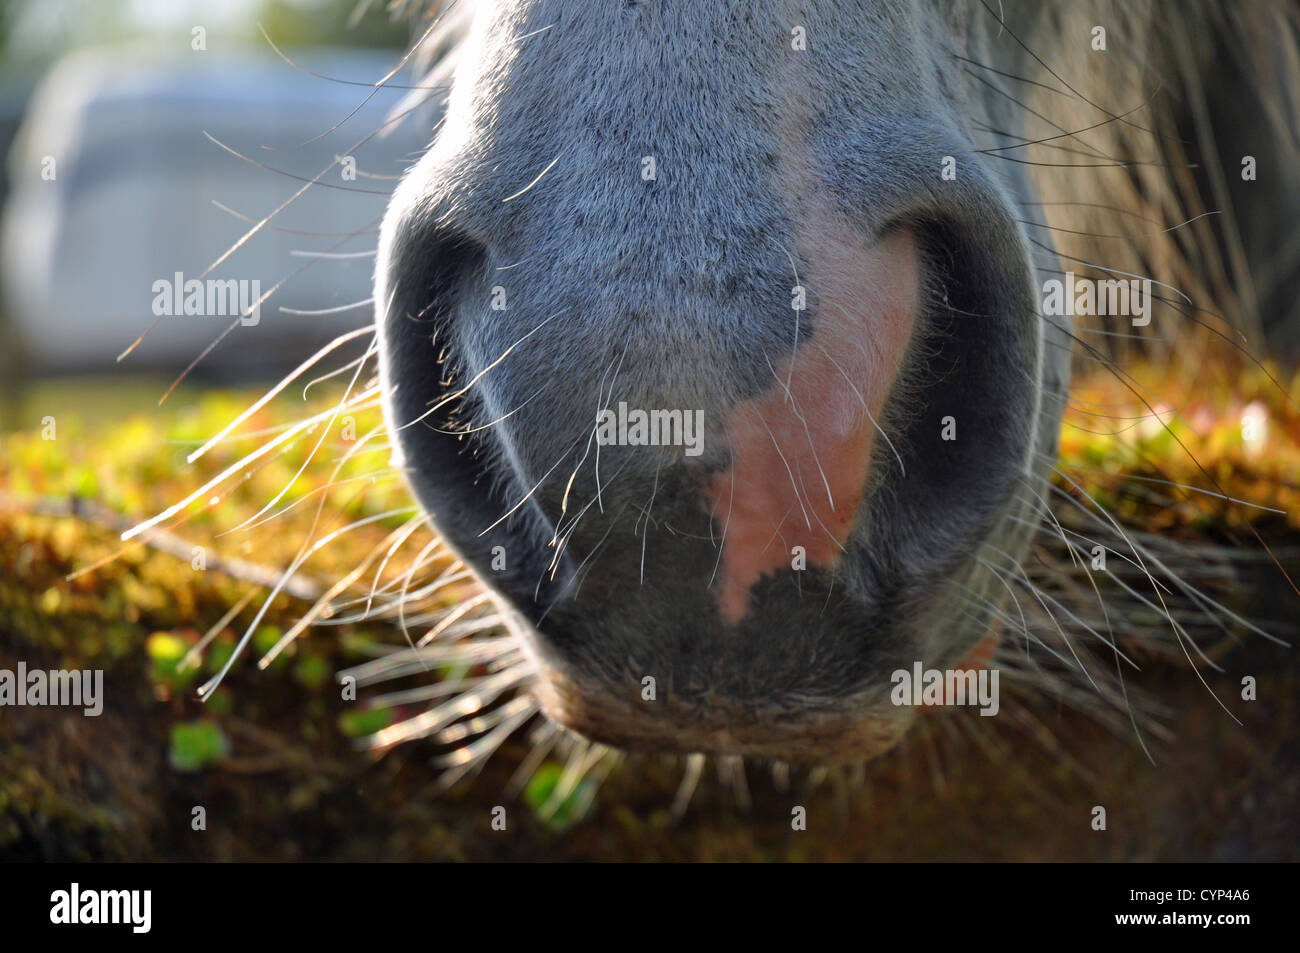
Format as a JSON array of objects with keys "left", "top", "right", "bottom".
[
  {"left": 375, "top": 218, "right": 576, "bottom": 614},
  {"left": 706, "top": 228, "right": 921, "bottom": 624}
]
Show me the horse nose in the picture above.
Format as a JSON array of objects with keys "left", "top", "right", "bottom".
[{"left": 366, "top": 0, "right": 1056, "bottom": 766}]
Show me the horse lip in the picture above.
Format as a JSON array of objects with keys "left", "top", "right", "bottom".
[{"left": 530, "top": 662, "right": 914, "bottom": 764}]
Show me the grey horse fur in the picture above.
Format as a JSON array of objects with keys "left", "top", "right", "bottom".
[{"left": 372, "top": 0, "right": 1298, "bottom": 761}]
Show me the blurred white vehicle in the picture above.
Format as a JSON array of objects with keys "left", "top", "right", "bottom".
[{"left": 1, "top": 44, "right": 431, "bottom": 377}]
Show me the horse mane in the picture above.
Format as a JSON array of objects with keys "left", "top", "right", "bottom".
[{"left": 993, "top": 0, "right": 1300, "bottom": 363}]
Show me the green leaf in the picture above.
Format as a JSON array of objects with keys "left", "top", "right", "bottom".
[
  {"left": 147, "top": 632, "right": 195, "bottom": 687},
  {"left": 168, "top": 720, "right": 229, "bottom": 772},
  {"left": 293, "top": 653, "right": 331, "bottom": 691},
  {"left": 523, "top": 762, "right": 597, "bottom": 830},
  {"left": 339, "top": 707, "right": 394, "bottom": 737}
]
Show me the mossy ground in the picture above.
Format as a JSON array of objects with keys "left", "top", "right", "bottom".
[{"left": 1, "top": 357, "right": 1297, "bottom": 860}]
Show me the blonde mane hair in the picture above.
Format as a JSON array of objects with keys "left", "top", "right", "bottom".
[{"left": 1010, "top": 0, "right": 1300, "bottom": 363}]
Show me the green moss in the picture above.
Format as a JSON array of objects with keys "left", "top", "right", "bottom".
[{"left": 0, "top": 366, "right": 1296, "bottom": 860}]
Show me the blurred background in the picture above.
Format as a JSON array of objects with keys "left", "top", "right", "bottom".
[{"left": 0, "top": 0, "right": 428, "bottom": 426}]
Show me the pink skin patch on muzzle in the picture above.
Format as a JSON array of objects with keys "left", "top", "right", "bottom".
[{"left": 708, "top": 227, "right": 920, "bottom": 624}]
